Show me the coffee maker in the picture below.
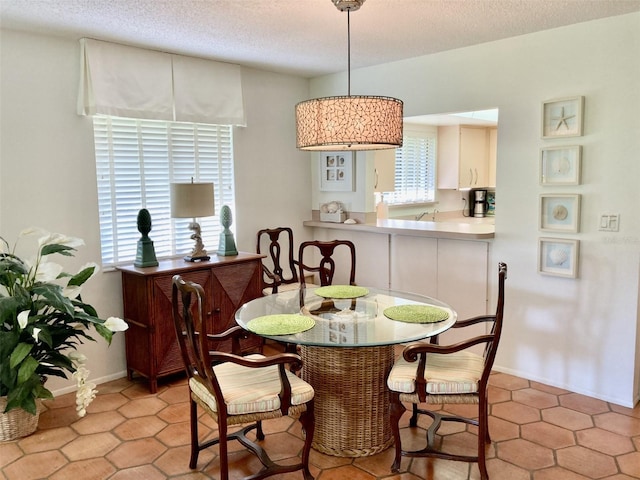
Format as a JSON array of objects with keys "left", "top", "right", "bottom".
[{"left": 471, "top": 189, "right": 489, "bottom": 218}]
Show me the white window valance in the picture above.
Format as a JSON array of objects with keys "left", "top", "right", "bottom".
[{"left": 77, "top": 38, "right": 246, "bottom": 126}]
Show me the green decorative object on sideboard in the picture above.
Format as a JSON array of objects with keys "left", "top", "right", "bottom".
[
  {"left": 217, "top": 205, "right": 238, "bottom": 256},
  {"left": 134, "top": 208, "right": 159, "bottom": 267}
]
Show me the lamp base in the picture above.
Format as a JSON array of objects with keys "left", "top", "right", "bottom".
[{"left": 183, "top": 255, "right": 211, "bottom": 262}]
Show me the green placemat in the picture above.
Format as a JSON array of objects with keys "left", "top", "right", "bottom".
[
  {"left": 247, "top": 314, "right": 315, "bottom": 335},
  {"left": 314, "top": 285, "right": 369, "bottom": 299},
  {"left": 383, "top": 305, "right": 449, "bottom": 323}
]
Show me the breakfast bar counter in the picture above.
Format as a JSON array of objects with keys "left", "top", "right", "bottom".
[{"left": 303, "top": 217, "right": 494, "bottom": 240}]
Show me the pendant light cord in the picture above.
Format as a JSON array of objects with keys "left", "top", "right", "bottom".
[{"left": 347, "top": 9, "right": 351, "bottom": 96}]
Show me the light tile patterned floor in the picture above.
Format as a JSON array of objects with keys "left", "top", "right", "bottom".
[{"left": 2, "top": 352, "right": 639, "bottom": 480}]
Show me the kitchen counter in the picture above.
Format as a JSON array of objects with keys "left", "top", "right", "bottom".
[{"left": 303, "top": 217, "right": 494, "bottom": 240}]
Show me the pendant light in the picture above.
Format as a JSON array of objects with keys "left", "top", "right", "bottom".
[{"left": 296, "top": 0, "right": 403, "bottom": 151}]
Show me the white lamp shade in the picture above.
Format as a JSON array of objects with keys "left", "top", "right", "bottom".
[
  {"left": 296, "top": 95, "right": 403, "bottom": 151},
  {"left": 170, "top": 182, "right": 215, "bottom": 218}
]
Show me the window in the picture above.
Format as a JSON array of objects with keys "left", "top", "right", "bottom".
[
  {"left": 93, "top": 115, "right": 234, "bottom": 267},
  {"left": 385, "top": 129, "right": 436, "bottom": 205}
]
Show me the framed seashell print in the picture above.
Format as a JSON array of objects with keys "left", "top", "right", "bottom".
[
  {"left": 540, "top": 194, "right": 581, "bottom": 233},
  {"left": 541, "top": 96, "right": 584, "bottom": 139},
  {"left": 540, "top": 145, "right": 581, "bottom": 185},
  {"left": 538, "top": 237, "right": 579, "bottom": 278},
  {"left": 320, "top": 151, "right": 355, "bottom": 192}
]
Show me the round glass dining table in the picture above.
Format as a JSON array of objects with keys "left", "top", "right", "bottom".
[{"left": 235, "top": 286, "right": 457, "bottom": 457}]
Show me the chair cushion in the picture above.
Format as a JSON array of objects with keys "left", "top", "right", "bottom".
[
  {"left": 387, "top": 351, "right": 485, "bottom": 395},
  {"left": 189, "top": 354, "right": 314, "bottom": 415}
]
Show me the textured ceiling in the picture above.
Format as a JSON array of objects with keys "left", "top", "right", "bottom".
[{"left": 1, "top": 0, "right": 639, "bottom": 78}]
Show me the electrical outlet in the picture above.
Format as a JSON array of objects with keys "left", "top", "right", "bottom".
[{"left": 599, "top": 214, "right": 620, "bottom": 232}]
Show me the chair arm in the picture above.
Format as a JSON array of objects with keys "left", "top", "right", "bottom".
[
  {"left": 209, "top": 351, "right": 303, "bottom": 414},
  {"left": 428, "top": 315, "right": 495, "bottom": 345},
  {"left": 402, "top": 335, "right": 494, "bottom": 362},
  {"left": 204, "top": 326, "right": 251, "bottom": 355},
  {"left": 451, "top": 314, "right": 496, "bottom": 329},
  {"left": 209, "top": 351, "right": 302, "bottom": 370},
  {"left": 202, "top": 325, "right": 247, "bottom": 341},
  {"left": 261, "top": 264, "right": 282, "bottom": 294}
]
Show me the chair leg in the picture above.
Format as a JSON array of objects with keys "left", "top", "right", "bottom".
[
  {"left": 389, "top": 392, "right": 407, "bottom": 473},
  {"left": 219, "top": 421, "right": 229, "bottom": 480},
  {"left": 409, "top": 403, "right": 419, "bottom": 427},
  {"left": 477, "top": 394, "right": 489, "bottom": 480},
  {"left": 298, "top": 401, "right": 315, "bottom": 480},
  {"left": 256, "top": 420, "right": 265, "bottom": 441},
  {"left": 188, "top": 398, "right": 199, "bottom": 469},
  {"left": 484, "top": 393, "right": 491, "bottom": 443}
]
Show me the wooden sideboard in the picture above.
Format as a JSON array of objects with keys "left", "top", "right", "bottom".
[{"left": 117, "top": 253, "right": 265, "bottom": 392}]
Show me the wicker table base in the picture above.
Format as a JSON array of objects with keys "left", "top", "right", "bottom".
[{"left": 300, "top": 345, "right": 395, "bottom": 457}]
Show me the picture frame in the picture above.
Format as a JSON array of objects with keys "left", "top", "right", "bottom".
[
  {"left": 320, "top": 152, "right": 355, "bottom": 192},
  {"left": 539, "top": 194, "right": 581, "bottom": 233},
  {"left": 541, "top": 96, "right": 584, "bottom": 139},
  {"left": 540, "top": 145, "right": 582, "bottom": 185},
  {"left": 538, "top": 237, "right": 579, "bottom": 278}
]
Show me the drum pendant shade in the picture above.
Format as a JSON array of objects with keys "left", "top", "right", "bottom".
[{"left": 295, "top": 0, "right": 403, "bottom": 151}]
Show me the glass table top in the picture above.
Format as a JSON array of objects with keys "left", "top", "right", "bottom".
[{"left": 235, "top": 287, "right": 457, "bottom": 347}]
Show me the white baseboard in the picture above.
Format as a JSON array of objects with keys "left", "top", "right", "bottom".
[
  {"left": 492, "top": 365, "right": 638, "bottom": 409},
  {"left": 49, "top": 371, "right": 129, "bottom": 397}
]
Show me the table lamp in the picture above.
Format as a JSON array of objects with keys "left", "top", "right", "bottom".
[{"left": 171, "top": 180, "right": 215, "bottom": 262}]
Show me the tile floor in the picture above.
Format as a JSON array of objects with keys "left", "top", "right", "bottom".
[{"left": 1, "top": 347, "right": 639, "bottom": 480}]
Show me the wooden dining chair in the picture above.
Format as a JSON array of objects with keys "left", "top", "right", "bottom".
[
  {"left": 297, "top": 239, "right": 357, "bottom": 287},
  {"left": 256, "top": 227, "right": 300, "bottom": 294},
  {"left": 171, "top": 275, "right": 315, "bottom": 480},
  {"left": 386, "top": 262, "right": 507, "bottom": 480}
]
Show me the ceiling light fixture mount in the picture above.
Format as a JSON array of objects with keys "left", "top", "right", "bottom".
[
  {"left": 296, "top": 0, "right": 403, "bottom": 151},
  {"left": 331, "top": 0, "right": 365, "bottom": 12}
]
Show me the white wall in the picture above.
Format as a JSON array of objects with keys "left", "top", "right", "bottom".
[
  {"left": 311, "top": 13, "right": 640, "bottom": 406},
  {"left": 0, "top": 29, "right": 313, "bottom": 394}
]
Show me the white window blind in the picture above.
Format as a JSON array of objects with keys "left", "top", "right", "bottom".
[
  {"left": 93, "top": 115, "right": 235, "bottom": 267},
  {"left": 385, "top": 132, "right": 436, "bottom": 205}
]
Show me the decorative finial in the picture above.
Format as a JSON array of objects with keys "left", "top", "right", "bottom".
[
  {"left": 217, "top": 205, "right": 238, "bottom": 256},
  {"left": 134, "top": 208, "right": 158, "bottom": 267}
]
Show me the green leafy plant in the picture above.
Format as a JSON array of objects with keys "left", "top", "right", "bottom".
[{"left": 0, "top": 228, "right": 127, "bottom": 415}]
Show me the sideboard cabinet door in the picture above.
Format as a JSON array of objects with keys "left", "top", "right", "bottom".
[{"left": 210, "top": 260, "right": 264, "bottom": 353}]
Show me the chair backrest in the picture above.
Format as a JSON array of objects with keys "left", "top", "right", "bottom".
[
  {"left": 480, "top": 262, "right": 507, "bottom": 383},
  {"left": 298, "top": 239, "right": 356, "bottom": 287},
  {"left": 171, "top": 275, "right": 222, "bottom": 401},
  {"left": 256, "top": 227, "right": 299, "bottom": 289}
]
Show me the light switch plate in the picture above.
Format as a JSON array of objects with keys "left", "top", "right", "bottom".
[{"left": 599, "top": 214, "right": 620, "bottom": 232}]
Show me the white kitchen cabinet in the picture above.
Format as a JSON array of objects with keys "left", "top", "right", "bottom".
[
  {"left": 437, "top": 125, "right": 491, "bottom": 190},
  {"left": 388, "top": 236, "right": 488, "bottom": 317},
  {"left": 437, "top": 239, "right": 489, "bottom": 319},
  {"left": 390, "top": 235, "right": 438, "bottom": 296},
  {"left": 373, "top": 149, "right": 396, "bottom": 193},
  {"left": 436, "top": 239, "right": 489, "bottom": 353},
  {"left": 389, "top": 236, "right": 489, "bottom": 354}
]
